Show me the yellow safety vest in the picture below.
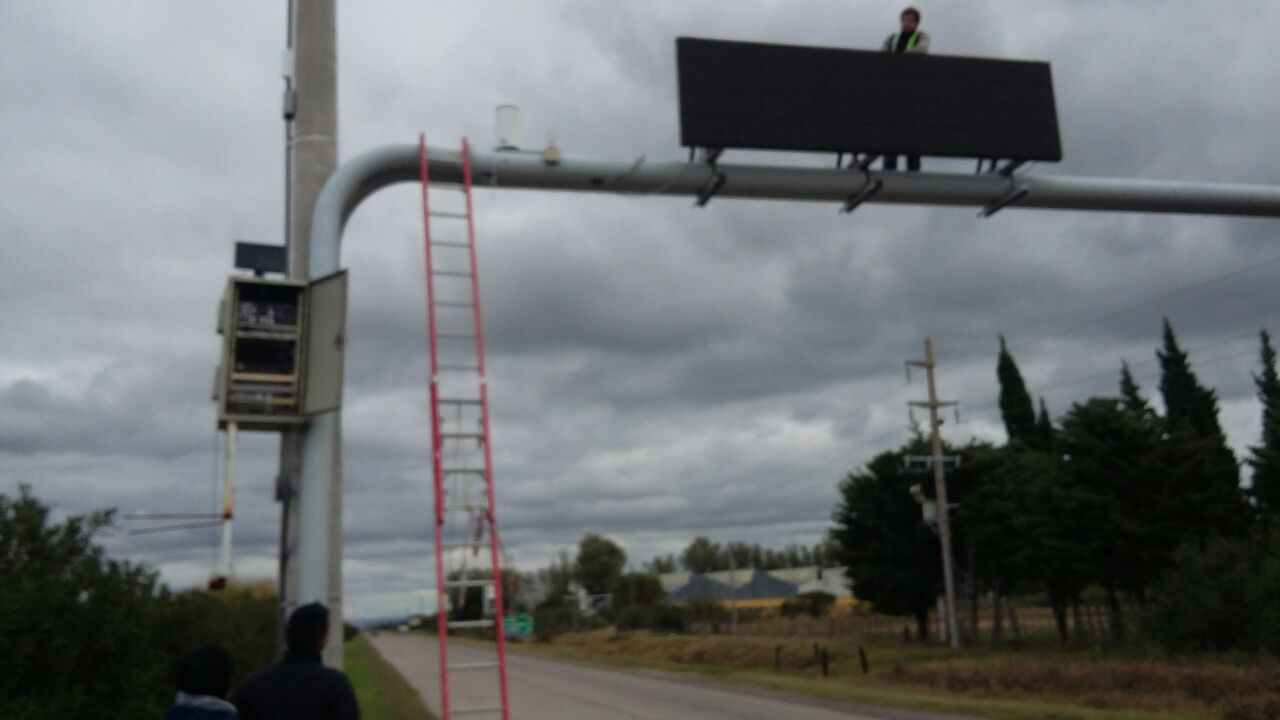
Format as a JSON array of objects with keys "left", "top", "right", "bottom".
[{"left": 890, "top": 31, "right": 920, "bottom": 52}]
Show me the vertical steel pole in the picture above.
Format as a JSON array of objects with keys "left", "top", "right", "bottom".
[
  {"left": 289, "top": 0, "right": 342, "bottom": 667},
  {"left": 218, "top": 422, "right": 238, "bottom": 578}
]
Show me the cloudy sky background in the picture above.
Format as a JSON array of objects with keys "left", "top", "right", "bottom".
[{"left": 3, "top": 2, "right": 1279, "bottom": 619}]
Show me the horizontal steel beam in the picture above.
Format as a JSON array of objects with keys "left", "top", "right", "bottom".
[
  {"left": 296, "top": 141, "right": 1280, "bottom": 615},
  {"left": 311, "top": 146, "right": 1280, "bottom": 278}
]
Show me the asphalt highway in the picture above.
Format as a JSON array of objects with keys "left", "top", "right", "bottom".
[{"left": 369, "top": 632, "right": 965, "bottom": 720}]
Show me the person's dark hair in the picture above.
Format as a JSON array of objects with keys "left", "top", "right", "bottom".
[
  {"left": 286, "top": 602, "right": 330, "bottom": 655},
  {"left": 901, "top": 6, "right": 921, "bottom": 22},
  {"left": 177, "top": 644, "right": 233, "bottom": 698}
]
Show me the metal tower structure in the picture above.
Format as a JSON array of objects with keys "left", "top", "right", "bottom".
[{"left": 419, "top": 135, "right": 511, "bottom": 720}]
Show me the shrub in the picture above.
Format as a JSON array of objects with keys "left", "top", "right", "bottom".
[
  {"left": 0, "top": 485, "right": 278, "bottom": 719},
  {"left": 780, "top": 592, "right": 837, "bottom": 618},
  {"left": 615, "top": 605, "right": 687, "bottom": 634},
  {"left": 1141, "top": 536, "right": 1280, "bottom": 654}
]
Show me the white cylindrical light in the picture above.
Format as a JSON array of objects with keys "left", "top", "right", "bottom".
[{"left": 495, "top": 104, "right": 521, "bottom": 150}]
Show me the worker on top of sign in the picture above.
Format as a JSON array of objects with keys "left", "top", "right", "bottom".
[
  {"left": 882, "top": 6, "right": 929, "bottom": 172},
  {"left": 882, "top": 6, "right": 930, "bottom": 54}
]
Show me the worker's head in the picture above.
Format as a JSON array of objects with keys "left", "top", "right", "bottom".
[
  {"left": 900, "top": 7, "right": 921, "bottom": 32},
  {"left": 177, "top": 644, "right": 233, "bottom": 699},
  {"left": 286, "top": 602, "right": 330, "bottom": 656}
]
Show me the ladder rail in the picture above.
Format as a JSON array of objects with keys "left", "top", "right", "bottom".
[
  {"left": 420, "top": 134, "right": 453, "bottom": 720},
  {"left": 463, "top": 141, "right": 513, "bottom": 720},
  {"left": 420, "top": 134, "right": 511, "bottom": 720}
]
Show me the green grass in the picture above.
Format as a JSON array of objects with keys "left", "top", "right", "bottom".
[
  {"left": 346, "top": 635, "right": 437, "bottom": 720},
  {"left": 503, "top": 634, "right": 1220, "bottom": 720}
]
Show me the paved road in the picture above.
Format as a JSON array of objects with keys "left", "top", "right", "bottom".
[{"left": 369, "top": 633, "right": 964, "bottom": 720}]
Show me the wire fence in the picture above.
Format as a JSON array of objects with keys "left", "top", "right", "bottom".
[{"left": 689, "top": 602, "right": 1128, "bottom": 644}]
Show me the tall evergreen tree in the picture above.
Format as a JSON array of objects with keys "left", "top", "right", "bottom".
[
  {"left": 1155, "top": 318, "right": 1247, "bottom": 538},
  {"left": 1249, "top": 329, "right": 1280, "bottom": 518},
  {"left": 832, "top": 444, "right": 942, "bottom": 640},
  {"left": 1059, "top": 398, "right": 1167, "bottom": 638},
  {"left": 997, "top": 335, "right": 1037, "bottom": 444},
  {"left": 1119, "top": 361, "right": 1157, "bottom": 420},
  {"left": 1158, "top": 319, "right": 1229, "bottom": 440},
  {"left": 1035, "top": 397, "right": 1054, "bottom": 450}
]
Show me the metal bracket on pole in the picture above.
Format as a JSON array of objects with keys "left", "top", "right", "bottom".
[
  {"left": 980, "top": 182, "right": 1029, "bottom": 218},
  {"left": 694, "top": 146, "right": 726, "bottom": 208},
  {"left": 996, "top": 159, "right": 1026, "bottom": 177},
  {"left": 852, "top": 153, "right": 881, "bottom": 171},
  {"left": 841, "top": 174, "right": 884, "bottom": 214}
]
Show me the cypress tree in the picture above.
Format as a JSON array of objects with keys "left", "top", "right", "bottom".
[
  {"left": 1120, "top": 361, "right": 1156, "bottom": 420},
  {"left": 1157, "top": 318, "right": 1227, "bottom": 440},
  {"left": 1155, "top": 318, "right": 1247, "bottom": 538},
  {"left": 1035, "top": 397, "right": 1054, "bottom": 450},
  {"left": 997, "top": 335, "right": 1037, "bottom": 445},
  {"left": 1249, "top": 330, "right": 1280, "bottom": 518}
]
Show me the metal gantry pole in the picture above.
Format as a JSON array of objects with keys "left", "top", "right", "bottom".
[
  {"left": 285, "top": 0, "right": 341, "bottom": 667},
  {"left": 292, "top": 142, "right": 1280, "bottom": 667}
]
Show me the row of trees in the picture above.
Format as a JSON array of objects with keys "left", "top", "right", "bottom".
[
  {"left": 833, "top": 321, "right": 1280, "bottom": 650},
  {"left": 530, "top": 532, "right": 842, "bottom": 608},
  {"left": 648, "top": 537, "right": 842, "bottom": 574}
]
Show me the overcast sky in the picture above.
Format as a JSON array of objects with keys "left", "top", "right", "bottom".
[{"left": 3, "top": 2, "right": 1279, "bottom": 619}]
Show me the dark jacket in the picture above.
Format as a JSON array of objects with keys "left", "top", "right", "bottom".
[
  {"left": 163, "top": 693, "right": 239, "bottom": 720},
  {"left": 232, "top": 651, "right": 359, "bottom": 720}
]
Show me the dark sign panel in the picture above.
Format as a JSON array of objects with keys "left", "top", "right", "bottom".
[
  {"left": 234, "top": 242, "right": 287, "bottom": 275},
  {"left": 677, "top": 37, "right": 1062, "bottom": 162}
]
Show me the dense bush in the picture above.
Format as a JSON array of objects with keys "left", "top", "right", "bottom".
[
  {"left": 779, "top": 591, "right": 837, "bottom": 618},
  {"left": 530, "top": 603, "right": 611, "bottom": 641},
  {"left": 0, "top": 485, "right": 278, "bottom": 718},
  {"left": 609, "top": 572, "right": 664, "bottom": 610},
  {"left": 1141, "top": 536, "right": 1280, "bottom": 654},
  {"left": 615, "top": 604, "right": 687, "bottom": 634}
]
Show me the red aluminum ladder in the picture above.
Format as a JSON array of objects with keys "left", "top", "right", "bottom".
[{"left": 419, "top": 135, "right": 511, "bottom": 720}]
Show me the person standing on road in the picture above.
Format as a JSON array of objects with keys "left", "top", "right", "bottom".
[
  {"left": 233, "top": 603, "right": 359, "bottom": 720},
  {"left": 164, "top": 645, "right": 239, "bottom": 720},
  {"left": 882, "top": 6, "right": 930, "bottom": 172}
]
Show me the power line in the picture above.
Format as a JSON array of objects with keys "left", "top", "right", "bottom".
[
  {"left": 956, "top": 325, "right": 1274, "bottom": 426},
  {"left": 936, "top": 249, "right": 1280, "bottom": 390}
]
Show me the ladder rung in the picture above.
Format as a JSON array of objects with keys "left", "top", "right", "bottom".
[
  {"left": 447, "top": 661, "right": 500, "bottom": 671},
  {"left": 439, "top": 398, "right": 481, "bottom": 405},
  {"left": 438, "top": 364, "right": 480, "bottom": 372},
  {"left": 430, "top": 211, "right": 469, "bottom": 219},
  {"left": 442, "top": 468, "right": 486, "bottom": 475},
  {"left": 433, "top": 269, "right": 474, "bottom": 278},
  {"left": 437, "top": 331, "right": 477, "bottom": 339},
  {"left": 444, "top": 578, "right": 493, "bottom": 588},
  {"left": 441, "top": 432, "right": 485, "bottom": 440},
  {"left": 453, "top": 706, "right": 504, "bottom": 715},
  {"left": 435, "top": 300, "right": 474, "bottom": 309},
  {"left": 447, "top": 619, "right": 495, "bottom": 629}
]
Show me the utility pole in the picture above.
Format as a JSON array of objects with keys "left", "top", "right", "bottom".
[
  {"left": 280, "top": 0, "right": 339, "bottom": 666},
  {"left": 907, "top": 339, "right": 962, "bottom": 649},
  {"left": 729, "top": 550, "right": 738, "bottom": 635}
]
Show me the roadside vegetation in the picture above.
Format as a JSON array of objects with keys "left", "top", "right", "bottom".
[
  {"left": 346, "top": 634, "right": 436, "bottom": 720},
  {"left": 510, "top": 628, "right": 1280, "bottom": 720},
  {"left": 509, "top": 322, "right": 1280, "bottom": 719}
]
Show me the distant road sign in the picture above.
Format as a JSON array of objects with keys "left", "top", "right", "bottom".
[{"left": 504, "top": 614, "right": 533, "bottom": 639}]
